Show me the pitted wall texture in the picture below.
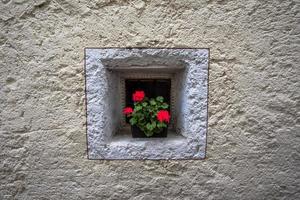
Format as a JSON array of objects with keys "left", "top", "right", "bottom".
[{"left": 0, "top": 0, "right": 299, "bottom": 199}]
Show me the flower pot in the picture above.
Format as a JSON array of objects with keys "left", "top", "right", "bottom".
[{"left": 131, "top": 125, "right": 168, "bottom": 138}]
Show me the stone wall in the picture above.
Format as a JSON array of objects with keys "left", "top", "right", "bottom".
[{"left": 0, "top": 0, "right": 299, "bottom": 199}]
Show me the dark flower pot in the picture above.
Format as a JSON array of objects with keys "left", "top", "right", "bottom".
[{"left": 131, "top": 125, "right": 167, "bottom": 138}]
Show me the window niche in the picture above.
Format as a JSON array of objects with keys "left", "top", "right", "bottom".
[{"left": 85, "top": 48, "right": 208, "bottom": 159}]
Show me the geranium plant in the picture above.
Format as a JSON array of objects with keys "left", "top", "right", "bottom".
[{"left": 123, "top": 90, "right": 170, "bottom": 137}]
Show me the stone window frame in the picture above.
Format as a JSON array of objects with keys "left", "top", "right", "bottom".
[{"left": 85, "top": 48, "right": 209, "bottom": 160}]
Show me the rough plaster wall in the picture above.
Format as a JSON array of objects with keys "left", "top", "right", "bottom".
[{"left": 0, "top": 0, "right": 299, "bottom": 199}]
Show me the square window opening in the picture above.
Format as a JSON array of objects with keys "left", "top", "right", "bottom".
[{"left": 85, "top": 48, "right": 208, "bottom": 159}]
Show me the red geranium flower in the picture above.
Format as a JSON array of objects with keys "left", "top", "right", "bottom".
[
  {"left": 132, "top": 90, "right": 145, "bottom": 102},
  {"left": 157, "top": 110, "right": 170, "bottom": 123},
  {"left": 123, "top": 107, "right": 133, "bottom": 115}
]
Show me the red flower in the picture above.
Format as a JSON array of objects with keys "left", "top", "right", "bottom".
[
  {"left": 123, "top": 107, "right": 133, "bottom": 115},
  {"left": 157, "top": 110, "right": 170, "bottom": 123},
  {"left": 132, "top": 90, "right": 145, "bottom": 102}
]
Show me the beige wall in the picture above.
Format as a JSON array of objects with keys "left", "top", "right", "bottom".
[{"left": 0, "top": 0, "right": 299, "bottom": 199}]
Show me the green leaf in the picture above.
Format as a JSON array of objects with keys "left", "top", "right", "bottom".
[
  {"left": 139, "top": 115, "right": 144, "bottom": 120},
  {"left": 150, "top": 99, "right": 156, "bottom": 105},
  {"left": 161, "top": 103, "right": 169, "bottom": 109},
  {"left": 146, "top": 123, "right": 153, "bottom": 130},
  {"left": 129, "top": 118, "right": 137, "bottom": 125},
  {"left": 157, "top": 122, "right": 163, "bottom": 128},
  {"left": 156, "top": 96, "right": 164, "bottom": 102},
  {"left": 151, "top": 121, "right": 156, "bottom": 128},
  {"left": 135, "top": 105, "right": 142, "bottom": 111},
  {"left": 142, "top": 102, "right": 148, "bottom": 107},
  {"left": 144, "top": 131, "right": 154, "bottom": 137}
]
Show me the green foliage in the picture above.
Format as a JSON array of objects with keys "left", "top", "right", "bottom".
[
  {"left": 129, "top": 118, "right": 137, "bottom": 125},
  {"left": 156, "top": 96, "right": 164, "bottom": 102},
  {"left": 127, "top": 96, "right": 169, "bottom": 137}
]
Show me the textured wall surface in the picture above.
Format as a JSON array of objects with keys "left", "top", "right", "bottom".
[{"left": 0, "top": 0, "right": 299, "bottom": 199}]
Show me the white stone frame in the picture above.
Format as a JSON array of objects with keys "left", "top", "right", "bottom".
[{"left": 85, "top": 48, "right": 209, "bottom": 159}]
